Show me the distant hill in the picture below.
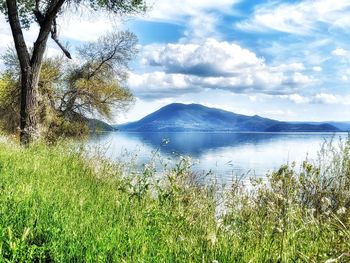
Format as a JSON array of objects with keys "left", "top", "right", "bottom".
[
  {"left": 117, "top": 103, "right": 342, "bottom": 132},
  {"left": 88, "top": 119, "right": 116, "bottom": 132},
  {"left": 291, "top": 121, "right": 350, "bottom": 131}
]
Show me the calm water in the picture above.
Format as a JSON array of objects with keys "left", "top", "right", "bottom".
[{"left": 88, "top": 132, "right": 347, "bottom": 182}]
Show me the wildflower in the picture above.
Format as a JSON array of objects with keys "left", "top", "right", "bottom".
[
  {"left": 9, "top": 241, "right": 16, "bottom": 250},
  {"left": 337, "top": 207, "right": 346, "bottom": 215},
  {"left": 321, "top": 197, "right": 332, "bottom": 207},
  {"left": 216, "top": 218, "right": 223, "bottom": 229},
  {"left": 309, "top": 208, "right": 316, "bottom": 217},
  {"left": 276, "top": 227, "right": 283, "bottom": 233},
  {"left": 207, "top": 232, "right": 217, "bottom": 246},
  {"left": 21, "top": 227, "right": 30, "bottom": 241}
]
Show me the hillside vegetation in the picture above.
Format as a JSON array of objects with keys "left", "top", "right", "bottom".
[{"left": 0, "top": 139, "right": 349, "bottom": 262}]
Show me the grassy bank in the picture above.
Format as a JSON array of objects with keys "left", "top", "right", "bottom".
[{"left": 0, "top": 140, "right": 349, "bottom": 262}]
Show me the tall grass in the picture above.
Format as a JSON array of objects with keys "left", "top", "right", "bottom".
[{"left": 0, "top": 138, "right": 349, "bottom": 262}]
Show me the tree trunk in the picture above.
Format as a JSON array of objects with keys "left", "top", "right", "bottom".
[
  {"left": 19, "top": 30, "right": 50, "bottom": 145},
  {"left": 6, "top": 0, "right": 67, "bottom": 145},
  {"left": 19, "top": 66, "right": 40, "bottom": 145}
]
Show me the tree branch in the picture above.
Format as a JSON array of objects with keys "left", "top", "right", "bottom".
[
  {"left": 51, "top": 18, "right": 72, "bottom": 59},
  {"left": 33, "top": 0, "right": 45, "bottom": 26},
  {"left": 5, "top": 0, "right": 30, "bottom": 71},
  {"left": 88, "top": 44, "right": 120, "bottom": 79},
  {"left": 31, "top": 0, "right": 66, "bottom": 67}
]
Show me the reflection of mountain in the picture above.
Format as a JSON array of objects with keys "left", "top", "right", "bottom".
[
  {"left": 117, "top": 103, "right": 341, "bottom": 132},
  {"left": 122, "top": 132, "right": 288, "bottom": 157}
]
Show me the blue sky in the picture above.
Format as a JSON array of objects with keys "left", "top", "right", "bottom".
[{"left": 1, "top": 0, "right": 350, "bottom": 123}]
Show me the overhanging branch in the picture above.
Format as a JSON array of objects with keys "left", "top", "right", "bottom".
[
  {"left": 31, "top": 0, "right": 67, "bottom": 66},
  {"left": 51, "top": 18, "right": 72, "bottom": 59}
]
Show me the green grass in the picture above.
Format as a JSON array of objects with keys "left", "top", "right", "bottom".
[{"left": 0, "top": 139, "right": 349, "bottom": 262}]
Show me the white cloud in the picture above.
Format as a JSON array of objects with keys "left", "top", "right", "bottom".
[
  {"left": 236, "top": 0, "right": 350, "bottom": 35},
  {"left": 0, "top": 9, "right": 120, "bottom": 55},
  {"left": 332, "top": 48, "right": 349, "bottom": 57},
  {"left": 143, "top": 38, "right": 264, "bottom": 76},
  {"left": 57, "top": 10, "right": 118, "bottom": 42},
  {"left": 0, "top": 15, "right": 39, "bottom": 48},
  {"left": 130, "top": 39, "right": 315, "bottom": 98},
  {"left": 263, "top": 109, "right": 296, "bottom": 118},
  {"left": 145, "top": 0, "right": 238, "bottom": 22},
  {"left": 142, "top": 0, "right": 240, "bottom": 42},
  {"left": 281, "top": 92, "right": 350, "bottom": 105},
  {"left": 0, "top": 33, "right": 13, "bottom": 49},
  {"left": 128, "top": 71, "right": 196, "bottom": 98},
  {"left": 291, "top": 72, "right": 313, "bottom": 85},
  {"left": 312, "top": 66, "right": 323, "bottom": 72},
  {"left": 271, "top": 63, "right": 305, "bottom": 72},
  {"left": 182, "top": 13, "right": 220, "bottom": 41},
  {"left": 0, "top": 15, "right": 62, "bottom": 65},
  {"left": 280, "top": 94, "right": 309, "bottom": 104},
  {"left": 312, "top": 93, "right": 338, "bottom": 104},
  {"left": 249, "top": 95, "right": 257, "bottom": 102}
]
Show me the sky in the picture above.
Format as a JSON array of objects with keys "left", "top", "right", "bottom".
[{"left": 1, "top": 0, "right": 350, "bottom": 123}]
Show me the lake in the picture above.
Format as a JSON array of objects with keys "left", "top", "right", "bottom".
[{"left": 88, "top": 132, "right": 348, "bottom": 183}]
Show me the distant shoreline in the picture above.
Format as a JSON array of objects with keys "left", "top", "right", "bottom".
[{"left": 109, "top": 130, "right": 349, "bottom": 135}]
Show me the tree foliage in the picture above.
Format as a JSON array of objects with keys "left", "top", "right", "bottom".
[
  {"left": 0, "top": 0, "right": 146, "bottom": 29},
  {"left": 0, "top": 31, "right": 137, "bottom": 140}
]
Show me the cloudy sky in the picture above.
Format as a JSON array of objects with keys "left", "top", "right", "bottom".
[{"left": 2, "top": 0, "right": 350, "bottom": 123}]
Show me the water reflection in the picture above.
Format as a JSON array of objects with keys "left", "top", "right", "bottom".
[
  {"left": 89, "top": 132, "right": 346, "bottom": 181},
  {"left": 122, "top": 132, "right": 285, "bottom": 156}
]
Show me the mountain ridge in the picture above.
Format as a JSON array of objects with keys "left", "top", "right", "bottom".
[{"left": 116, "top": 103, "right": 345, "bottom": 132}]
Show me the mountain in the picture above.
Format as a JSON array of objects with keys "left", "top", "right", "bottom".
[
  {"left": 327, "top": 122, "right": 350, "bottom": 131},
  {"left": 291, "top": 121, "right": 350, "bottom": 131},
  {"left": 117, "top": 103, "right": 342, "bottom": 132}
]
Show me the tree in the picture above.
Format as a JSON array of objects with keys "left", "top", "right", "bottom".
[
  {"left": 0, "top": 31, "right": 137, "bottom": 140},
  {"left": 0, "top": 0, "right": 145, "bottom": 145}
]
